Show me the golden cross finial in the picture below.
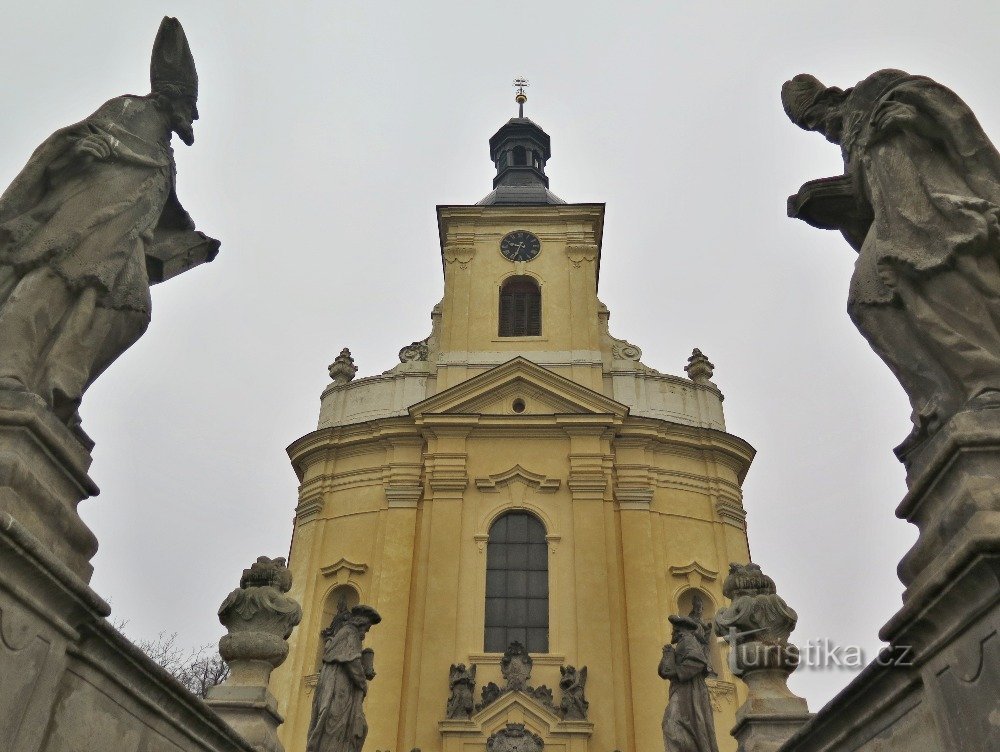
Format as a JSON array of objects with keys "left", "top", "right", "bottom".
[{"left": 513, "top": 77, "right": 529, "bottom": 117}]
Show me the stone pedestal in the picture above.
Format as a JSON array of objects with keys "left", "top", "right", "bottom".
[
  {"left": 731, "top": 644, "right": 811, "bottom": 752},
  {"left": 206, "top": 685, "right": 285, "bottom": 752},
  {"left": 714, "top": 564, "right": 812, "bottom": 752},
  {"left": 0, "top": 390, "right": 99, "bottom": 582},
  {"left": 881, "top": 406, "right": 1000, "bottom": 751},
  {"left": 0, "top": 391, "right": 260, "bottom": 752},
  {"left": 1, "top": 508, "right": 254, "bottom": 752},
  {"left": 779, "top": 406, "right": 1000, "bottom": 751}
]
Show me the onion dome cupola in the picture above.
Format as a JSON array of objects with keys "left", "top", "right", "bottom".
[{"left": 478, "top": 78, "right": 565, "bottom": 205}]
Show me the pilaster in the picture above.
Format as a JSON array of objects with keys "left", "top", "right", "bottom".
[
  {"left": 613, "top": 435, "right": 663, "bottom": 751},
  {"left": 562, "top": 423, "right": 624, "bottom": 750},
  {"left": 564, "top": 238, "right": 600, "bottom": 388},
  {"left": 438, "top": 232, "right": 476, "bottom": 389},
  {"left": 366, "top": 436, "right": 422, "bottom": 747},
  {"left": 384, "top": 435, "right": 425, "bottom": 508},
  {"left": 410, "top": 422, "right": 472, "bottom": 749}
]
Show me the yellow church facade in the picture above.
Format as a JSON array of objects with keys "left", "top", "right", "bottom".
[{"left": 272, "top": 110, "right": 754, "bottom": 752}]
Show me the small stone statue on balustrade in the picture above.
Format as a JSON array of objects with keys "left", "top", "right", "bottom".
[
  {"left": 306, "top": 604, "right": 381, "bottom": 752},
  {"left": 445, "top": 663, "right": 477, "bottom": 719},
  {"left": 659, "top": 603, "right": 720, "bottom": 752},
  {"left": 0, "top": 16, "right": 219, "bottom": 440}
]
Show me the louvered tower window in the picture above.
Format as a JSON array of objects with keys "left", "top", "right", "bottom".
[
  {"left": 499, "top": 276, "right": 541, "bottom": 337},
  {"left": 484, "top": 511, "right": 549, "bottom": 653}
]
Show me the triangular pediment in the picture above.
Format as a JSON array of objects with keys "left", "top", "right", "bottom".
[
  {"left": 439, "top": 689, "right": 593, "bottom": 743},
  {"left": 410, "top": 357, "right": 628, "bottom": 419}
]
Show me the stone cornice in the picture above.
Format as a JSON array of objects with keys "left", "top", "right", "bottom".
[
  {"left": 288, "top": 386, "right": 753, "bottom": 485},
  {"left": 437, "top": 203, "right": 605, "bottom": 286},
  {"left": 436, "top": 203, "right": 605, "bottom": 233},
  {"left": 286, "top": 417, "right": 419, "bottom": 481},
  {"left": 616, "top": 418, "right": 756, "bottom": 483},
  {"left": 294, "top": 495, "right": 324, "bottom": 523}
]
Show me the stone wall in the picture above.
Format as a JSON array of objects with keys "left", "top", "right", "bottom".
[
  {"left": 776, "top": 408, "right": 1000, "bottom": 752},
  {"left": 0, "top": 394, "right": 255, "bottom": 752},
  {"left": 1, "top": 513, "right": 255, "bottom": 752}
]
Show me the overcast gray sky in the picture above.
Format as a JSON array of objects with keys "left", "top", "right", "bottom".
[{"left": 5, "top": 1, "right": 999, "bottom": 711}]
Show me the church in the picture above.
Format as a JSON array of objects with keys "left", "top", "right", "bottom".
[{"left": 270, "top": 89, "right": 756, "bottom": 752}]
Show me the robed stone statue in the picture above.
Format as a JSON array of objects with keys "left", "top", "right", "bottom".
[
  {"left": 784, "top": 70, "right": 1000, "bottom": 458},
  {"left": 659, "top": 608, "right": 719, "bottom": 752},
  {"left": 306, "top": 604, "right": 381, "bottom": 752},
  {"left": 0, "top": 17, "right": 219, "bottom": 441}
]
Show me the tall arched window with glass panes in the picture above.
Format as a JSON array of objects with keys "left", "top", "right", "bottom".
[{"left": 484, "top": 511, "right": 548, "bottom": 653}]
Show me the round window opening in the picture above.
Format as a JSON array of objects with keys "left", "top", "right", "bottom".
[{"left": 512, "top": 398, "right": 526, "bottom": 413}]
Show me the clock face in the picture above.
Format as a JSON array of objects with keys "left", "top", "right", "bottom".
[{"left": 500, "top": 230, "right": 541, "bottom": 262}]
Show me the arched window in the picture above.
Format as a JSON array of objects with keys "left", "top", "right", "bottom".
[
  {"left": 532, "top": 150, "right": 542, "bottom": 170},
  {"left": 499, "top": 276, "right": 541, "bottom": 337},
  {"left": 316, "top": 585, "right": 359, "bottom": 670},
  {"left": 513, "top": 145, "right": 527, "bottom": 166},
  {"left": 485, "top": 511, "right": 548, "bottom": 653}
]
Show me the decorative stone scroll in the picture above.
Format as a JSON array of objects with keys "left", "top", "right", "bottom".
[
  {"left": 399, "top": 338, "right": 430, "bottom": 362},
  {"left": 610, "top": 336, "right": 642, "bottom": 362}
]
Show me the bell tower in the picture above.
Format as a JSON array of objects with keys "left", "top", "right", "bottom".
[
  {"left": 273, "top": 87, "right": 755, "bottom": 752},
  {"left": 481, "top": 80, "right": 559, "bottom": 206}
]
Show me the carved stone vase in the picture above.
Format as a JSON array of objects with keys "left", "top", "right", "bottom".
[{"left": 207, "top": 556, "right": 302, "bottom": 752}]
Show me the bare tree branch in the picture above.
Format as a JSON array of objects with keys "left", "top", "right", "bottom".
[{"left": 111, "top": 619, "right": 229, "bottom": 698}]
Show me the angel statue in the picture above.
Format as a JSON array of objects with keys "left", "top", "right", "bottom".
[
  {"left": 0, "top": 16, "right": 219, "bottom": 441},
  {"left": 558, "top": 665, "right": 589, "bottom": 720},
  {"left": 445, "top": 663, "right": 477, "bottom": 719}
]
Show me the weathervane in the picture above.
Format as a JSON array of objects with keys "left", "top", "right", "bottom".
[{"left": 514, "top": 76, "right": 529, "bottom": 117}]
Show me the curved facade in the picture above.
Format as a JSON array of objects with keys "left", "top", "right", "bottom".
[{"left": 272, "top": 127, "right": 755, "bottom": 752}]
